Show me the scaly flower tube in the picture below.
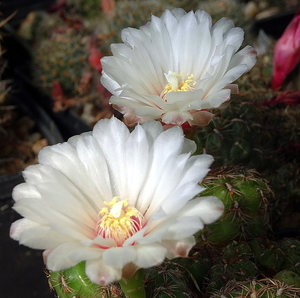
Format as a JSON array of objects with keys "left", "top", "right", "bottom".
[
  {"left": 101, "top": 8, "right": 256, "bottom": 126},
  {"left": 272, "top": 9, "right": 300, "bottom": 90},
  {"left": 10, "top": 117, "right": 224, "bottom": 287}
]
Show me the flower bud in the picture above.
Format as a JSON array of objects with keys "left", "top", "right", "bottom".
[{"left": 272, "top": 10, "right": 300, "bottom": 90}]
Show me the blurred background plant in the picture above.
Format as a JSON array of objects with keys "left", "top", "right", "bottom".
[
  {"left": 0, "top": 12, "right": 52, "bottom": 178},
  {"left": 1, "top": 0, "right": 300, "bottom": 297}
]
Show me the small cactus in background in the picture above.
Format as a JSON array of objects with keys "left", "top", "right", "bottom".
[
  {"left": 195, "top": 95, "right": 275, "bottom": 172},
  {"left": 205, "top": 241, "right": 258, "bottom": 294},
  {"left": 197, "top": 167, "right": 272, "bottom": 245},
  {"left": 145, "top": 260, "right": 199, "bottom": 298},
  {"left": 65, "top": 0, "right": 104, "bottom": 19},
  {"left": 249, "top": 238, "right": 285, "bottom": 272},
  {"left": 198, "top": 0, "right": 248, "bottom": 27},
  {"left": 34, "top": 31, "right": 88, "bottom": 98},
  {"left": 93, "top": 0, "right": 166, "bottom": 53},
  {"left": 210, "top": 278, "right": 300, "bottom": 297},
  {"left": 274, "top": 270, "right": 300, "bottom": 288},
  {"left": 0, "top": 18, "right": 49, "bottom": 175},
  {"left": 32, "top": 26, "right": 114, "bottom": 125},
  {"left": 279, "top": 239, "right": 300, "bottom": 275}
]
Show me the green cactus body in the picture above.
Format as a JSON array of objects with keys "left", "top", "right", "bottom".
[
  {"left": 205, "top": 241, "right": 258, "bottom": 294},
  {"left": 144, "top": 257, "right": 208, "bottom": 298},
  {"left": 249, "top": 238, "right": 285, "bottom": 272},
  {"left": 222, "top": 241, "right": 253, "bottom": 257},
  {"left": 196, "top": 97, "right": 275, "bottom": 172},
  {"left": 210, "top": 279, "right": 300, "bottom": 298},
  {"left": 198, "top": 167, "right": 271, "bottom": 245},
  {"left": 172, "top": 254, "right": 212, "bottom": 291},
  {"left": 279, "top": 239, "right": 300, "bottom": 275},
  {"left": 275, "top": 271, "right": 300, "bottom": 288},
  {"left": 48, "top": 261, "right": 124, "bottom": 298},
  {"left": 34, "top": 32, "right": 88, "bottom": 97},
  {"left": 145, "top": 268, "right": 193, "bottom": 297}
]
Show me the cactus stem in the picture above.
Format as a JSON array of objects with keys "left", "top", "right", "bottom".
[{"left": 119, "top": 269, "right": 146, "bottom": 298}]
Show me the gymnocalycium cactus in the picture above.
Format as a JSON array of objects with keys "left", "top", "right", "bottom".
[{"left": 197, "top": 167, "right": 272, "bottom": 245}]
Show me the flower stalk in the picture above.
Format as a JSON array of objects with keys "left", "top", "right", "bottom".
[{"left": 119, "top": 269, "right": 146, "bottom": 298}]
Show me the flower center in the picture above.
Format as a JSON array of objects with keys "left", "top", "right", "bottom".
[
  {"left": 161, "top": 71, "right": 196, "bottom": 99},
  {"left": 96, "top": 197, "right": 143, "bottom": 246}
]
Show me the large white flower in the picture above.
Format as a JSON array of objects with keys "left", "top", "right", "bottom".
[
  {"left": 101, "top": 8, "right": 257, "bottom": 126},
  {"left": 10, "top": 117, "right": 224, "bottom": 286}
]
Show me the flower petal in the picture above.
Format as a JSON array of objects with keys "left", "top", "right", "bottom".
[
  {"left": 86, "top": 258, "right": 122, "bottom": 286},
  {"left": 102, "top": 246, "right": 136, "bottom": 269},
  {"left": 134, "top": 243, "right": 167, "bottom": 268},
  {"left": 179, "top": 195, "right": 225, "bottom": 224},
  {"left": 46, "top": 242, "right": 101, "bottom": 271},
  {"left": 162, "top": 236, "right": 196, "bottom": 259}
]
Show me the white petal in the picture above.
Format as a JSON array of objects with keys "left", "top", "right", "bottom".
[
  {"left": 179, "top": 196, "right": 225, "bottom": 224},
  {"left": 102, "top": 246, "right": 136, "bottom": 269},
  {"left": 162, "top": 216, "right": 204, "bottom": 240},
  {"left": 162, "top": 111, "right": 193, "bottom": 125},
  {"left": 10, "top": 218, "right": 39, "bottom": 241},
  {"left": 162, "top": 236, "right": 196, "bottom": 259},
  {"left": 124, "top": 125, "right": 149, "bottom": 204},
  {"left": 39, "top": 142, "right": 103, "bottom": 213},
  {"left": 86, "top": 258, "right": 122, "bottom": 286},
  {"left": 10, "top": 219, "right": 74, "bottom": 249},
  {"left": 87, "top": 236, "right": 116, "bottom": 248},
  {"left": 46, "top": 242, "right": 101, "bottom": 271},
  {"left": 141, "top": 120, "right": 164, "bottom": 143},
  {"left": 134, "top": 243, "right": 167, "bottom": 268},
  {"left": 229, "top": 45, "right": 257, "bottom": 71},
  {"left": 12, "top": 181, "right": 41, "bottom": 202},
  {"left": 160, "top": 182, "right": 203, "bottom": 215},
  {"left": 13, "top": 184, "right": 96, "bottom": 241},
  {"left": 137, "top": 127, "right": 186, "bottom": 213},
  {"left": 92, "top": 117, "right": 130, "bottom": 197},
  {"left": 202, "top": 89, "right": 231, "bottom": 109},
  {"left": 76, "top": 134, "right": 113, "bottom": 204}
]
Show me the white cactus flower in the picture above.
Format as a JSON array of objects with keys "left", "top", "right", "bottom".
[
  {"left": 10, "top": 117, "right": 224, "bottom": 286},
  {"left": 101, "top": 8, "right": 257, "bottom": 126}
]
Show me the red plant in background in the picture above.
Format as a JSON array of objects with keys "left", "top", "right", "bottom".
[
  {"left": 47, "top": 0, "right": 67, "bottom": 13},
  {"left": 272, "top": 9, "right": 300, "bottom": 90},
  {"left": 47, "top": 0, "right": 83, "bottom": 30},
  {"left": 262, "top": 89, "right": 300, "bottom": 105},
  {"left": 88, "top": 37, "right": 104, "bottom": 73},
  {"left": 101, "top": 0, "right": 115, "bottom": 16},
  {"left": 58, "top": 10, "right": 83, "bottom": 31},
  {"left": 51, "top": 81, "right": 76, "bottom": 112}
]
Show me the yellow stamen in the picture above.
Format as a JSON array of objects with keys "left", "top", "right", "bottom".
[
  {"left": 161, "top": 71, "right": 196, "bottom": 100},
  {"left": 96, "top": 197, "right": 143, "bottom": 246}
]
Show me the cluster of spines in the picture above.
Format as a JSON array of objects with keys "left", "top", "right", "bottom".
[{"left": 210, "top": 277, "right": 300, "bottom": 298}]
